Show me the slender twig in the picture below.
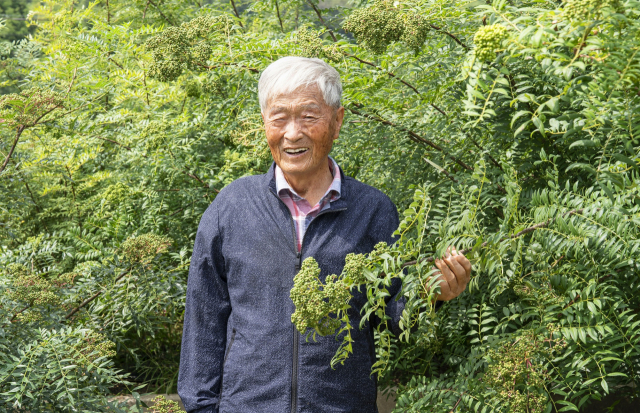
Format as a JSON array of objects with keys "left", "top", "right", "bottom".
[
  {"left": 142, "top": 0, "right": 150, "bottom": 19},
  {"left": 25, "top": 181, "right": 41, "bottom": 211},
  {"left": 194, "top": 62, "right": 259, "bottom": 73},
  {"left": 148, "top": 0, "right": 176, "bottom": 26},
  {"left": 0, "top": 126, "right": 25, "bottom": 175},
  {"left": 306, "top": 0, "right": 337, "bottom": 41},
  {"left": 229, "top": 0, "right": 244, "bottom": 27},
  {"left": 275, "top": 0, "right": 284, "bottom": 32},
  {"left": 428, "top": 24, "right": 469, "bottom": 50},
  {"left": 347, "top": 107, "right": 472, "bottom": 171},
  {"left": 65, "top": 270, "right": 129, "bottom": 320},
  {"left": 402, "top": 209, "right": 585, "bottom": 268},
  {"left": 95, "top": 136, "right": 136, "bottom": 152},
  {"left": 469, "top": 136, "right": 503, "bottom": 171}
]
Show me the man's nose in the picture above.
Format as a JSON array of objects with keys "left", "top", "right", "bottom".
[{"left": 283, "top": 118, "right": 304, "bottom": 141}]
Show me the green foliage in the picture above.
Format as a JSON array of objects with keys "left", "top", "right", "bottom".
[{"left": 1, "top": 0, "right": 640, "bottom": 411}]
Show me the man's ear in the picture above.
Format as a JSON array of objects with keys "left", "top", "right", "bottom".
[
  {"left": 261, "top": 111, "right": 265, "bottom": 124},
  {"left": 333, "top": 106, "right": 345, "bottom": 141}
]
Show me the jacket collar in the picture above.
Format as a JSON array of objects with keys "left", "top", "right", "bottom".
[{"left": 266, "top": 160, "right": 348, "bottom": 210}]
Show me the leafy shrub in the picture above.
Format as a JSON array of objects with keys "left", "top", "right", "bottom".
[{"left": 1, "top": 0, "right": 639, "bottom": 411}]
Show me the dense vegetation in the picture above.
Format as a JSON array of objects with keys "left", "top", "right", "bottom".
[{"left": 0, "top": 0, "right": 639, "bottom": 411}]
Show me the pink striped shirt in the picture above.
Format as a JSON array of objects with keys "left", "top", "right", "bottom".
[{"left": 275, "top": 157, "right": 342, "bottom": 252}]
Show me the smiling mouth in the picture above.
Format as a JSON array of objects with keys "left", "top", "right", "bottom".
[{"left": 284, "top": 148, "right": 309, "bottom": 155}]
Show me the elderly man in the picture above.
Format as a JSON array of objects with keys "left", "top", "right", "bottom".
[{"left": 178, "top": 57, "right": 471, "bottom": 413}]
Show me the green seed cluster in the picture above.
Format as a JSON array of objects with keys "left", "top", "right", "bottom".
[
  {"left": 290, "top": 257, "right": 351, "bottom": 336},
  {"left": 141, "top": 120, "right": 170, "bottom": 150},
  {"left": 5, "top": 272, "right": 61, "bottom": 307},
  {"left": 120, "top": 233, "right": 172, "bottom": 264},
  {"left": 342, "top": 0, "right": 430, "bottom": 54},
  {"left": 295, "top": 27, "right": 342, "bottom": 63},
  {"left": 564, "top": 0, "right": 620, "bottom": 21},
  {"left": 201, "top": 73, "right": 224, "bottom": 97},
  {"left": 16, "top": 310, "right": 43, "bottom": 323},
  {"left": 146, "top": 15, "right": 228, "bottom": 82},
  {"left": 474, "top": 24, "right": 509, "bottom": 62},
  {"left": 290, "top": 243, "right": 391, "bottom": 337},
  {"left": 73, "top": 331, "right": 117, "bottom": 365},
  {"left": 102, "top": 182, "right": 131, "bottom": 205},
  {"left": 0, "top": 87, "right": 65, "bottom": 127},
  {"left": 184, "top": 78, "right": 201, "bottom": 98},
  {"left": 483, "top": 330, "right": 565, "bottom": 413},
  {"left": 342, "top": 253, "right": 367, "bottom": 285},
  {"left": 149, "top": 395, "right": 184, "bottom": 413}
]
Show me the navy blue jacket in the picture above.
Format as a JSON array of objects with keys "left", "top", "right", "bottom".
[{"left": 178, "top": 163, "right": 403, "bottom": 413}]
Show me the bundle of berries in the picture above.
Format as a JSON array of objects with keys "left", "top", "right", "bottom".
[
  {"left": 149, "top": 395, "right": 184, "bottom": 413},
  {"left": 72, "top": 331, "right": 117, "bottom": 366},
  {"left": 0, "top": 87, "right": 65, "bottom": 127},
  {"left": 290, "top": 243, "right": 389, "bottom": 338},
  {"left": 564, "top": 0, "right": 621, "bottom": 21},
  {"left": 295, "top": 27, "right": 342, "bottom": 63},
  {"left": 290, "top": 258, "right": 352, "bottom": 338},
  {"left": 343, "top": 0, "right": 430, "bottom": 54},
  {"left": 120, "top": 233, "right": 172, "bottom": 264},
  {"left": 146, "top": 15, "right": 228, "bottom": 82},
  {"left": 473, "top": 24, "right": 509, "bottom": 62}
]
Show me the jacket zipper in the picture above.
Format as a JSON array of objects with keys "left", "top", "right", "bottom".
[
  {"left": 270, "top": 189, "right": 346, "bottom": 413},
  {"left": 289, "top": 207, "right": 346, "bottom": 413}
]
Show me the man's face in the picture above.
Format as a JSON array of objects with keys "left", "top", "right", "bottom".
[{"left": 262, "top": 85, "right": 344, "bottom": 179}]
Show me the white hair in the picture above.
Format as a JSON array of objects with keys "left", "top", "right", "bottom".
[{"left": 258, "top": 56, "right": 342, "bottom": 111}]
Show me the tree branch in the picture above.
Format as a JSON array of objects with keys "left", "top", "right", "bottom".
[
  {"left": 194, "top": 61, "right": 259, "bottom": 73},
  {"left": 65, "top": 270, "right": 130, "bottom": 320},
  {"left": 428, "top": 24, "right": 469, "bottom": 50},
  {"left": 230, "top": 0, "right": 244, "bottom": 27},
  {"left": 347, "top": 107, "right": 472, "bottom": 171},
  {"left": 402, "top": 209, "right": 585, "bottom": 268},
  {"left": 306, "top": 0, "right": 337, "bottom": 41},
  {"left": 148, "top": 0, "right": 176, "bottom": 26},
  {"left": 0, "top": 126, "right": 25, "bottom": 175},
  {"left": 275, "top": 0, "right": 284, "bottom": 32}
]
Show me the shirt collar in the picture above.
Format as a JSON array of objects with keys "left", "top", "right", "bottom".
[{"left": 275, "top": 156, "right": 342, "bottom": 202}]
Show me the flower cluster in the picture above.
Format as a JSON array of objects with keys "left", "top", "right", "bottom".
[
  {"left": 73, "top": 331, "right": 117, "bottom": 366},
  {"left": 102, "top": 182, "right": 131, "bottom": 206},
  {"left": 0, "top": 87, "right": 65, "bottom": 127},
  {"left": 141, "top": 120, "right": 170, "bottom": 150},
  {"left": 149, "top": 395, "right": 183, "bottom": 413},
  {"left": 290, "top": 258, "right": 351, "bottom": 336},
  {"left": 483, "top": 330, "right": 566, "bottom": 413},
  {"left": 120, "top": 233, "right": 172, "bottom": 264},
  {"left": 343, "top": 0, "right": 430, "bottom": 54},
  {"left": 295, "top": 27, "right": 342, "bottom": 63},
  {"left": 473, "top": 24, "right": 509, "bottom": 62},
  {"left": 146, "top": 15, "right": 228, "bottom": 82},
  {"left": 5, "top": 266, "right": 62, "bottom": 307},
  {"left": 564, "top": 0, "right": 620, "bottom": 21},
  {"left": 341, "top": 253, "right": 367, "bottom": 285}
]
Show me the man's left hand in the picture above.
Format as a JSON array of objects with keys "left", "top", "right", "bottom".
[{"left": 431, "top": 246, "right": 472, "bottom": 301}]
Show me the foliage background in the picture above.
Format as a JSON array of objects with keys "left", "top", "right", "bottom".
[{"left": 0, "top": 0, "right": 639, "bottom": 411}]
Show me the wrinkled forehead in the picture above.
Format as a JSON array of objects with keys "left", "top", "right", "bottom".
[{"left": 263, "top": 84, "right": 329, "bottom": 113}]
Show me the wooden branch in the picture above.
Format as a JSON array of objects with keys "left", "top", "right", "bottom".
[
  {"left": 347, "top": 107, "right": 472, "bottom": 171},
  {"left": 401, "top": 209, "right": 585, "bottom": 268},
  {"left": 275, "top": 0, "right": 284, "bottom": 32},
  {"left": 194, "top": 61, "right": 259, "bottom": 73},
  {"left": 306, "top": 0, "right": 337, "bottom": 41},
  {"left": 230, "top": 0, "right": 244, "bottom": 27},
  {"left": 65, "top": 270, "right": 129, "bottom": 320},
  {"left": 0, "top": 126, "right": 25, "bottom": 175},
  {"left": 428, "top": 24, "right": 469, "bottom": 50},
  {"left": 148, "top": 0, "right": 176, "bottom": 26}
]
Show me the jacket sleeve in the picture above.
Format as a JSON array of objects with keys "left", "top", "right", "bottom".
[{"left": 178, "top": 203, "right": 231, "bottom": 413}]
